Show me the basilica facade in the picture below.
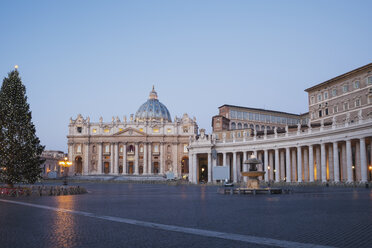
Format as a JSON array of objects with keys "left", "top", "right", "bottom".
[{"left": 67, "top": 87, "right": 198, "bottom": 178}]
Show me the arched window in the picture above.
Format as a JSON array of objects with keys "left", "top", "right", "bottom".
[
  {"left": 255, "top": 125, "right": 259, "bottom": 130},
  {"left": 267, "top": 126, "right": 271, "bottom": 130},
  {"left": 261, "top": 125, "right": 265, "bottom": 130},
  {"left": 231, "top": 122, "right": 236, "bottom": 130},
  {"left": 250, "top": 124, "right": 254, "bottom": 129},
  {"left": 237, "top": 123, "right": 242, "bottom": 129},
  {"left": 244, "top": 123, "right": 248, "bottom": 129}
]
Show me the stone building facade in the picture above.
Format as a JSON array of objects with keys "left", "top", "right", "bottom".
[
  {"left": 67, "top": 87, "right": 198, "bottom": 178},
  {"left": 40, "top": 150, "right": 66, "bottom": 178},
  {"left": 189, "top": 63, "right": 372, "bottom": 184}
]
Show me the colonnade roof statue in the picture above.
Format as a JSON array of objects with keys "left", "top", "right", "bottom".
[{"left": 135, "top": 86, "right": 172, "bottom": 122}]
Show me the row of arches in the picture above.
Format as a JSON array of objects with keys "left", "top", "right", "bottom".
[{"left": 230, "top": 122, "right": 278, "bottom": 131}]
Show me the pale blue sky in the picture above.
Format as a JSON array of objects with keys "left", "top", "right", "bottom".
[{"left": 1, "top": 0, "right": 371, "bottom": 152}]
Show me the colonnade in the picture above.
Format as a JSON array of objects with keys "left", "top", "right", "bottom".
[{"left": 190, "top": 136, "right": 372, "bottom": 184}]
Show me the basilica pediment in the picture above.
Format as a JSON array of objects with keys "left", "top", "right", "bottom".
[{"left": 114, "top": 127, "right": 145, "bottom": 136}]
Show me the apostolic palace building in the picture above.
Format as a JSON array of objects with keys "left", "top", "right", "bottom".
[{"left": 68, "top": 63, "right": 372, "bottom": 184}]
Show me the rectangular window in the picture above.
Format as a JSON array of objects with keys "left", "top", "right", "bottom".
[
  {"left": 325, "top": 108, "right": 329, "bottom": 115},
  {"left": 105, "top": 145, "right": 109, "bottom": 153},
  {"left": 332, "top": 89, "right": 337, "bottom": 97},
  {"left": 183, "top": 126, "right": 188, "bottom": 133},
  {"left": 237, "top": 111, "right": 242, "bottom": 119},
  {"left": 324, "top": 92, "right": 328, "bottom": 100},
  {"left": 254, "top": 113, "right": 259, "bottom": 120},
  {"left": 355, "top": 98, "right": 360, "bottom": 107},
  {"left": 77, "top": 144, "right": 81, "bottom": 153},
  {"left": 104, "top": 128, "right": 110, "bottom": 133},
  {"left": 317, "top": 94, "right": 322, "bottom": 102},
  {"left": 248, "top": 112, "right": 253, "bottom": 120},
  {"left": 139, "top": 128, "right": 143, "bottom": 132},
  {"left": 343, "top": 85, "right": 349, "bottom": 93},
  {"left": 311, "top": 96, "right": 315, "bottom": 104},
  {"left": 153, "top": 128, "right": 160, "bottom": 133},
  {"left": 343, "top": 102, "right": 349, "bottom": 110},
  {"left": 153, "top": 144, "right": 159, "bottom": 153},
  {"left": 367, "top": 76, "right": 372, "bottom": 85},
  {"left": 167, "top": 128, "right": 172, "bottom": 133},
  {"left": 260, "top": 114, "right": 265, "bottom": 121},
  {"left": 354, "top": 81, "right": 360, "bottom": 89},
  {"left": 183, "top": 144, "right": 188, "bottom": 153},
  {"left": 92, "top": 128, "right": 97, "bottom": 133},
  {"left": 319, "top": 110, "right": 322, "bottom": 117},
  {"left": 77, "top": 127, "right": 82, "bottom": 133},
  {"left": 230, "top": 110, "right": 237, "bottom": 119},
  {"left": 333, "top": 105, "right": 338, "bottom": 113},
  {"left": 243, "top": 112, "right": 248, "bottom": 120}
]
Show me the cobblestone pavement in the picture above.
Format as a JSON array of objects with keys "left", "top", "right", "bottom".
[{"left": 0, "top": 183, "right": 371, "bottom": 248}]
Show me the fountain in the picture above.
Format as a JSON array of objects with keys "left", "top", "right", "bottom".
[{"left": 241, "top": 155, "right": 265, "bottom": 189}]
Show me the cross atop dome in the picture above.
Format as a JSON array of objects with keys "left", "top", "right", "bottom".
[{"left": 149, "top": 85, "right": 158, "bottom": 100}]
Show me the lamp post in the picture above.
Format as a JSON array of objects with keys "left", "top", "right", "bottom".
[{"left": 59, "top": 157, "right": 72, "bottom": 185}]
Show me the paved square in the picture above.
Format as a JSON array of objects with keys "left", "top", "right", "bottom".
[{"left": 0, "top": 183, "right": 371, "bottom": 248}]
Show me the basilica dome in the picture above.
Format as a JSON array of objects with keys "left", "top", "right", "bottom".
[{"left": 135, "top": 86, "right": 172, "bottom": 122}]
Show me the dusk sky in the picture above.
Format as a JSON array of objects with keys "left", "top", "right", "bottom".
[{"left": 1, "top": 0, "right": 371, "bottom": 152}]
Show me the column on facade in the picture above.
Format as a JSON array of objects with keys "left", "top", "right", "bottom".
[
  {"left": 134, "top": 143, "right": 139, "bottom": 175},
  {"left": 110, "top": 143, "right": 114, "bottom": 174},
  {"left": 297, "top": 146, "right": 302, "bottom": 182},
  {"left": 275, "top": 148, "right": 280, "bottom": 182},
  {"left": 160, "top": 142, "right": 164, "bottom": 174},
  {"left": 264, "top": 150, "right": 269, "bottom": 182},
  {"left": 328, "top": 144, "right": 334, "bottom": 181},
  {"left": 360, "top": 138, "right": 368, "bottom": 182},
  {"left": 148, "top": 142, "right": 152, "bottom": 174},
  {"left": 333, "top": 142, "right": 340, "bottom": 182},
  {"left": 280, "top": 150, "right": 285, "bottom": 181},
  {"left": 321, "top": 143, "right": 327, "bottom": 182},
  {"left": 97, "top": 142, "right": 103, "bottom": 174},
  {"left": 309, "top": 145, "right": 314, "bottom": 182},
  {"left": 315, "top": 146, "right": 321, "bottom": 180},
  {"left": 114, "top": 142, "right": 119, "bottom": 174},
  {"left": 172, "top": 143, "right": 178, "bottom": 177},
  {"left": 143, "top": 143, "right": 148, "bottom": 174},
  {"left": 285, "top": 147, "right": 291, "bottom": 182},
  {"left": 291, "top": 149, "right": 297, "bottom": 182},
  {"left": 303, "top": 148, "right": 308, "bottom": 182},
  {"left": 346, "top": 139, "right": 353, "bottom": 182},
  {"left": 208, "top": 152, "right": 212, "bottom": 183},
  {"left": 355, "top": 141, "right": 361, "bottom": 181},
  {"left": 83, "top": 143, "right": 89, "bottom": 175},
  {"left": 123, "top": 143, "right": 127, "bottom": 174}
]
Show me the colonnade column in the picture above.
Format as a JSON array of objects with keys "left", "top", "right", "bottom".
[
  {"left": 243, "top": 151, "right": 247, "bottom": 183},
  {"left": 114, "top": 142, "right": 119, "bottom": 174},
  {"left": 303, "top": 148, "right": 308, "bottom": 182},
  {"left": 333, "top": 142, "right": 339, "bottom": 182},
  {"left": 355, "top": 142, "right": 361, "bottom": 181},
  {"left": 360, "top": 138, "right": 368, "bottom": 182},
  {"left": 97, "top": 142, "right": 103, "bottom": 174},
  {"left": 285, "top": 147, "right": 291, "bottom": 182},
  {"left": 275, "top": 149, "right": 280, "bottom": 182},
  {"left": 208, "top": 152, "right": 212, "bottom": 183},
  {"left": 233, "top": 152, "right": 237, "bottom": 183},
  {"left": 321, "top": 143, "right": 327, "bottom": 182},
  {"left": 328, "top": 145, "right": 334, "bottom": 181},
  {"left": 280, "top": 150, "right": 285, "bottom": 181},
  {"left": 346, "top": 139, "right": 353, "bottom": 182},
  {"left": 189, "top": 153, "right": 193, "bottom": 182},
  {"left": 291, "top": 149, "right": 297, "bottom": 181},
  {"left": 315, "top": 146, "right": 321, "bottom": 180},
  {"left": 110, "top": 143, "right": 114, "bottom": 174},
  {"left": 264, "top": 149, "right": 269, "bottom": 182},
  {"left": 134, "top": 143, "right": 139, "bottom": 175},
  {"left": 223, "top": 152, "right": 227, "bottom": 166},
  {"left": 143, "top": 143, "right": 148, "bottom": 174},
  {"left": 269, "top": 151, "right": 274, "bottom": 181},
  {"left": 123, "top": 143, "right": 127, "bottom": 174},
  {"left": 193, "top": 153, "right": 197, "bottom": 183},
  {"left": 309, "top": 145, "right": 314, "bottom": 182},
  {"left": 297, "top": 146, "right": 302, "bottom": 182}
]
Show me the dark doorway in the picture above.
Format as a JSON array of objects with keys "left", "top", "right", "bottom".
[
  {"left": 75, "top": 156, "right": 83, "bottom": 174},
  {"left": 128, "top": 162, "right": 134, "bottom": 174},
  {"left": 154, "top": 162, "right": 159, "bottom": 174},
  {"left": 198, "top": 157, "right": 208, "bottom": 183},
  {"left": 104, "top": 162, "right": 109, "bottom": 174}
]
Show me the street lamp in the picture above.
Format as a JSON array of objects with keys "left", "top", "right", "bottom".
[{"left": 59, "top": 157, "right": 72, "bottom": 185}]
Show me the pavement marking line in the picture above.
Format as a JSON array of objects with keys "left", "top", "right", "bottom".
[{"left": 0, "top": 199, "right": 335, "bottom": 248}]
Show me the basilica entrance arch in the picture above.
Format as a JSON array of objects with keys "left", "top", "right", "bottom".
[
  {"left": 181, "top": 156, "right": 189, "bottom": 175},
  {"left": 104, "top": 162, "right": 110, "bottom": 174},
  {"left": 75, "top": 156, "right": 82, "bottom": 174},
  {"left": 198, "top": 156, "right": 208, "bottom": 183}
]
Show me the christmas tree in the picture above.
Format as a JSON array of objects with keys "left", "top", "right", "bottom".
[{"left": 0, "top": 68, "right": 44, "bottom": 187}]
